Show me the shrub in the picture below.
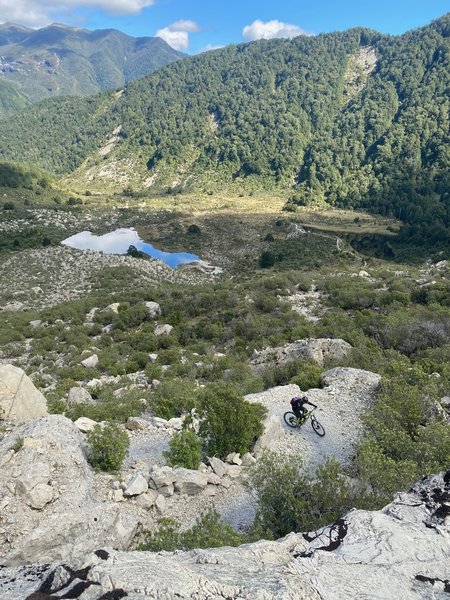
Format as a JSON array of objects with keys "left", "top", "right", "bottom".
[
  {"left": 86, "top": 422, "right": 129, "bottom": 472},
  {"left": 3, "top": 202, "right": 15, "bottom": 210},
  {"left": 198, "top": 382, "right": 267, "bottom": 459},
  {"left": 244, "top": 451, "right": 353, "bottom": 537},
  {"left": 260, "top": 251, "right": 276, "bottom": 268},
  {"left": 151, "top": 378, "right": 198, "bottom": 419},
  {"left": 164, "top": 429, "right": 203, "bottom": 469},
  {"left": 290, "top": 362, "right": 322, "bottom": 391},
  {"left": 138, "top": 510, "right": 255, "bottom": 552}
]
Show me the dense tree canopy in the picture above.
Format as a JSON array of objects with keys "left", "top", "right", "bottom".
[{"left": 0, "top": 14, "right": 449, "bottom": 240}]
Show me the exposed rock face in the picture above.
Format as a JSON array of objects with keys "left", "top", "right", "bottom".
[
  {"left": 1, "top": 472, "right": 448, "bottom": 600},
  {"left": 0, "top": 364, "right": 47, "bottom": 424},
  {"left": 250, "top": 338, "right": 352, "bottom": 372},
  {"left": 0, "top": 415, "right": 136, "bottom": 566}
]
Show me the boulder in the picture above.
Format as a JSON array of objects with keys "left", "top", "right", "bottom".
[
  {"left": 166, "top": 417, "right": 183, "bottom": 430},
  {"left": 67, "top": 387, "right": 94, "bottom": 405},
  {"left": 74, "top": 417, "right": 98, "bottom": 433},
  {"left": 125, "top": 417, "right": 150, "bottom": 431},
  {"left": 149, "top": 466, "right": 177, "bottom": 489},
  {"left": 123, "top": 473, "right": 148, "bottom": 497},
  {"left": 226, "top": 452, "right": 242, "bottom": 466},
  {"left": 209, "top": 457, "right": 229, "bottom": 478},
  {"left": 0, "top": 415, "right": 137, "bottom": 566},
  {"left": 173, "top": 468, "right": 208, "bottom": 495},
  {"left": 81, "top": 354, "right": 98, "bottom": 369},
  {"left": 250, "top": 338, "right": 352, "bottom": 372},
  {"left": 103, "top": 303, "right": 121, "bottom": 314},
  {"left": 135, "top": 489, "right": 158, "bottom": 509},
  {"left": 144, "top": 301, "right": 162, "bottom": 318},
  {"left": 154, "top": 323, "right": 174, "bottom": 336},
  {"left": 0, "top": 365, "right": 48, "bottom": 424}
]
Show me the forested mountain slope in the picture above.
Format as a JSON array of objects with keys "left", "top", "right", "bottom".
[
  {"left": 0, "top": 22, "right": 182, "bottom": 106},
  {"left": 0, "top": 14, "right": 449, "bottom": 240}
]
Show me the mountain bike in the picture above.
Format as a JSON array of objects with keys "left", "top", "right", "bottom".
[{"left": 283, "top": 408, "right": 325, "bottom": 437}]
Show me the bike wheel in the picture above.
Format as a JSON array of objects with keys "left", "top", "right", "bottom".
[
  {"left": 311, "top": 416, "right": 325, "bottom": 437},
  {"left": 283, "top": 411, "right": 298, "bottom": 428}
]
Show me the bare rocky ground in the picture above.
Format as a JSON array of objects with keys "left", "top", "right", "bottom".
[
  {"left": 1, "top": 471, "right": 448, "bottom": 600},
  {"left": 0, "top": 246, "right": 218, "bottom": 311}
]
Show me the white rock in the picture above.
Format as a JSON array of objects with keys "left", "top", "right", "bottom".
[
  {"left": 155, "top": 494, "right": 166, "bottom": 514},
  {"left": 226, "top": 465, "right": 242, "bottom": 479},
  {"left": 173, "top": 468, "right": 208, "bottom": 495},
  {"left": 241, "top": 452, "right": 256, "bottom": 466},
  {"left": 148, "top": 353, "right": 158, "bottom": 363},
  {"left": 103, "top": 303, "right": 121, "bottom": 314},
  {"left": 125, "top": 417, "right": 150, "bottom": 431},
  {"left": 67, "top": 387, "right": 94, "bottom": 405},
  {"left": 158, "top": 484, "right": 174, "bottom": 497},
  {"left": 81, "top": 354, "right": 98, "bottom": 369},
  {"left": 166, "top": 417, "right": 183, "bottom": 430},
  {"left": 0, "top": 365, "right": 48, "bottom": 424},
  {"left": 149, "top": 466, "right": 177, "bottom": 488},
  {"left": 74, "top": 417, "right": 98, "bottom": 433},
  {"left": 154, "top": 324, "right": 173, "bottom": 336},
  {"left": 209, "top": 457, "right": 229, "bottom": 478},
  {"left": 135, "top": 489, "right": 158, "bottom": 508},
  {"left": 144, "top": 301, "right": 161, "bottom": 318},
  {"left": 226, "top": 452, "right": 242, "bottom": 466},
  {"left": 123, "top": 473, "right": 148, "bottom": 497}
]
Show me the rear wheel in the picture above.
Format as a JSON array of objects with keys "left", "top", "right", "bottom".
[
  {"left": 311, "top": 416, "right": 325, "bottom": 437},
  {"left": 283, "top": 411, "right": 298, "bottom": 428}
]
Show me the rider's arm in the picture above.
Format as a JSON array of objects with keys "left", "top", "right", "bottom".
[{"left": 306, "top": 399, "right": 317, "bottom": 408}]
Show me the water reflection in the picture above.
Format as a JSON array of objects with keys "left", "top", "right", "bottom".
[{"left": 61, "top": 228, "right": 199, "bottom": 269}]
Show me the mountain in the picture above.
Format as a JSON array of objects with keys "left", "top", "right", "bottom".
[
  {"left": 0, "top": 14, "right": 449, "bottom": 241},
  {"left": 0, "top": 22, "right": 183, "bottom": 106},
  {"left": 0, "top": 79, "right": 29, "bottom": 117}
]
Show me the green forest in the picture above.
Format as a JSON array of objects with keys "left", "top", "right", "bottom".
[{"left": 0, "top": 14, "right": 449, "bottom": 243}]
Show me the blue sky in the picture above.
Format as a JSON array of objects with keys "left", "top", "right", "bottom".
[{"left": 2, "top": 1, "right": 449, "bottom": 53}]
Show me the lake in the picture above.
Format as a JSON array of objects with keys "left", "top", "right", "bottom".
[{"left": 61, "top": 228, "right": 199, "bottom": 269}]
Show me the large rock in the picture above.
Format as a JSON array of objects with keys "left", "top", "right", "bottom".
[
  {"left": 0, "top": 365, "right": 48, "bottom": 424},
  {"left": 67, "top": 386, "right": 94, "bottom": 405},
  {"left": 123, "top": 473, "right": 148, "bottom": 497},
  {"left": 209, "top": 457, "right": 229, "bottom": 478},
  {"left": 0, "top": 415, "right": 136, "bottom": 565},
  {"left": 144, "top": 301, "right": 161, "bottom": 318},
  {"left": 250, "top": 338, "right": 352, "bottom": 372},
  {"left": 1, "top": 472, "right": 448, "bottom": 600},
  {"left": 149, "top": 466, "right": 177, "bottom": 489},
  {"left": 81, "top": 354, "right": 99, "bottom": 369},
  {"left": 173, "top": 468, "right": 208, "bottom": 495}
]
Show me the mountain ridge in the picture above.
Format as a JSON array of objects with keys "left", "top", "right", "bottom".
[{"left": 0, "top": 22, "right": 183, "bottom": 113}]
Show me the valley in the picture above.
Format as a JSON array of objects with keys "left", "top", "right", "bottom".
[{"left": 0, "top": 8, "right": 449, "bottom": 599}]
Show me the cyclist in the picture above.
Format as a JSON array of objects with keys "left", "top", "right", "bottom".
[{"left": 290, "top": 395, "right": 317, "bottom": 421}]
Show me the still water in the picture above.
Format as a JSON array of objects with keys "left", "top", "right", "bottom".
[{"left": 61, "top": 228, "right": 199, "bottom": 269}]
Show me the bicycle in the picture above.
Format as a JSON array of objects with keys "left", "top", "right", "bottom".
[{"left": 283, "top": 408, "right": 325, "bottom": 437}]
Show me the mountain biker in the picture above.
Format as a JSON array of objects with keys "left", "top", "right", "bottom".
[{"left": 290, "top": 395, "right": 317, "bottom": 420}]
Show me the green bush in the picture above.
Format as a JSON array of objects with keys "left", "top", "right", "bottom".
[
  {"left": 244, "top": 451, "right": 353, "bottom": 537},
  {"left": 198, "top": 382, "right": 267, "bottom": 459},
  {"left": 151, "top": 378, "right": 198, "bottom": 419},
  {"left": 86, "top": 422, "right": 130, "bottom": 472},
  {"left": 138, "top": 510, "right": 257, "bottom": 552},
  {"left": 290, "top": 362, "right": 322, "bottom": 391},
  {"left": 164, "top": 429, "right": 203, "bottom": 469}
]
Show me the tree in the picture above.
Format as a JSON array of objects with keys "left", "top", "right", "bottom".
[{"left": 260, "top": 251, "right": 276, "bottom": 268}]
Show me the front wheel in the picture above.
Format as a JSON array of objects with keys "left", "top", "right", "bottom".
[
  {"left": 311, "top": 416, "right": 325, "bottom": 437},
  {"left": 283, "top": 411, "right": 298, "bottom": 428}
]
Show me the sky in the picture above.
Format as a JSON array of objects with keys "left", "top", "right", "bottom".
[{"left": 1, "top": 0, "right": 449, "bottom": 53}]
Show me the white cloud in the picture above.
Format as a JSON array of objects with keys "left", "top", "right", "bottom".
[
  {"left": 156, "top": 20, "right": 201, "bottom": 51},
  {"left": 0, "top": 0, "right": 156, "bottom": 28},
  {"left": 156, "top": 27, "right": 189, "bottom": 50},
  {"left": 242, "top": 19, "right": 312, "bottom": 42},
  {"left": 169, "top": 19, "right": 200, "bottom": 33}
]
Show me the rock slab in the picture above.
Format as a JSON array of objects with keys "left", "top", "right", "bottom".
[{"left": 0, "top": 365, "right": 48, "bottom": 424}]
